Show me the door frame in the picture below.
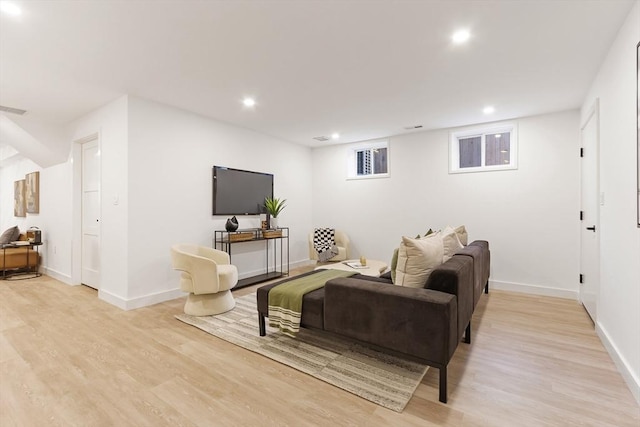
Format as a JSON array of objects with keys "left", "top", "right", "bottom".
[
  {"left": 71, "top": 132, "right": 101, "bottom": 287},
  {"left": 579, "top": 99, "right": 600, "bottom": 321}
]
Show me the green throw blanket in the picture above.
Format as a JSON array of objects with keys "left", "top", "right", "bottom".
[{"left": 268, "top": 269, "right": 356, "bottom": 337}]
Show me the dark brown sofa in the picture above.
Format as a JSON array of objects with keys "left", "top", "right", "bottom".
[{"left": 257, "top": 240, "right": 490, "bottom": 403}]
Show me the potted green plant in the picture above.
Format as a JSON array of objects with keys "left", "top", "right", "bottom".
[{"left": 264, "top": 197, "right": 286, "bottom": 229}]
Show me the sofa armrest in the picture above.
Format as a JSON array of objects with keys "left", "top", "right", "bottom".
[
  {"left": 426, "top": 256, "right": 474, "bottom": 341},
  {"left": 323, "top": 277, "right": 458, "bottom": 365}
]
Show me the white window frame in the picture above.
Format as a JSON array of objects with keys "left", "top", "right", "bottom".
[
  {"left": 449, "top": 123, "right": 518, "bottom": 174},
  {"left": 347, "top": 139, "right": 390, "bottom": 180}
]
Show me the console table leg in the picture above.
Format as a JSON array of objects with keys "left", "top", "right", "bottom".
[
  {"left": 259, "top": 313, "right": 266, "bottom": 336},
  {"left": 485, "top": 281, "right": 489, "bottom": 294}
]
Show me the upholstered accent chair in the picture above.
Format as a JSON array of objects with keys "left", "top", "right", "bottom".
[
  {"left": 170, "top": 244, "right": 238, "bottom": 316},
  {"left": 308, "top": 229, "right": 350, "bottom": 262}
]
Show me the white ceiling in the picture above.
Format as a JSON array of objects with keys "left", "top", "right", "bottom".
[{"left": 0, "top": 0, "right": 634, "bottom": 148}]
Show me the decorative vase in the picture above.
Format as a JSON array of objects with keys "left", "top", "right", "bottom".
[
  {"left": 270, "top": 217, "right": 279, "bottom": 230},
  {"left": 225, "top": 216, "right": 239, "bottom": 232}
]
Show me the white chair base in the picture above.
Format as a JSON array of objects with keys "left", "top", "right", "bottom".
[{"left": 184, "top": 290, "right": 236, "bottom": 316}]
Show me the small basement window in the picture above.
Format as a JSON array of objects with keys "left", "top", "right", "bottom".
[
  {"left": 450, "top": 123, "right": 518, "bottom": 173},
  {"left": 347, "top": 140, "right": 389, "bottom": 179}
]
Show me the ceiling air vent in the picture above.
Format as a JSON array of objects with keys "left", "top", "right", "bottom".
[
  {"left": 313, "top": 136, "right": 330, "bottom": 142},
  {"left": 403, "top": 125, "right": 423, "bottom": 130},
  {"left": 0, "top": 105, "right": 27, "bottom": 115}
]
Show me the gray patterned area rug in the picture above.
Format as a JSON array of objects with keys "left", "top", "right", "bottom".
[{"left": 175, "top": 293, "right": 428, "bottom": 412}]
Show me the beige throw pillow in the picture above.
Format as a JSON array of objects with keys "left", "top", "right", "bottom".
[
  {"left": 442, "top": 226, "right": 464, "bottom": 262},
  {"left": 453, "top": 225, "right": 468, "bottom": 246},
  {"left": 395, "top": 235, "right": 444, "bottom": 288}
]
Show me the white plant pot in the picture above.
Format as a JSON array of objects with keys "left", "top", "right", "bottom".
[{"left": 270, "top": 217, "right": 279, "bottom": 229}]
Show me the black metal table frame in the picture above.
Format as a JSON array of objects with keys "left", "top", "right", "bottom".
[
  {"left": 214, "top": 228, "right": 289, "bottom": 289},
  {"left": 1, "top": 242, "right": 42, "bottom": 280}
]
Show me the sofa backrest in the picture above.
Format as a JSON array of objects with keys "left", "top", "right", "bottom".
[
  {"left": 455, "top": 244, "right": 485, "bottom": 308},
  {"left": 323, "top": 277, "right": 458, "bottom": 364},
  {"left": 425, "top": 254, "right": 474, "bottom": 342},
  {"left": 468, "top": 240, "right": 490, "bottom": 290}
]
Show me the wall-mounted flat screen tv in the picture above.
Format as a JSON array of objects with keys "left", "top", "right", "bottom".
[{"left": 212, "top": 166, "right": 274, "bottom": 215}]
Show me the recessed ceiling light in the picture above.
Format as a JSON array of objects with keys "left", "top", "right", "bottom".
[
  {"left": 0, "top": 1, "right": 21, "bottom": 16},
  {"left": 331, "top": 133, "right": 340, "bottom": 140},
  {"left": 452, "top": 29, "right": 470, "bottom": 44},
  {"left": 483, "top": 106, "right": 495, "bottom": 114},
  {"left": 242, "top": 97, "right": 256, "bottom": 107}
]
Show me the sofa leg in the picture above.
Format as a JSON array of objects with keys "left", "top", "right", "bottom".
[
  {"left": 259, "top": 313, "right": 266, "bottom": 336},
  {"left": 464, "top": 322, "right": 471, "bottom": 344},
  {"left": 485, "top": 281, "right": 489, "bottom": 294},
  {"left": 439, "top": 366, "right": 448, "bottom": 403}
]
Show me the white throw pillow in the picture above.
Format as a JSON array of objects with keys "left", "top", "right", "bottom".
[
  {"left": 442, "top": 226, "right": 464, "bottom": 262},
  {"left": 395, "top": 235, "right": 444, "bottom": 288}
]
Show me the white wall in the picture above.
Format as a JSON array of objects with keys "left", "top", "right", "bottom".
[
  {"left": 312, "top": 110, "right": 580, "bottom": 298},
  {"left": 2, "top": 95, "right": 313, "bottom": 309},
  {"left": 0, "top": 156, "right": 73, "bottom": 282},
  {"left": 581, "top": 0, "right": 640, "bottom": 402},
  {"left": 125, "top": 96, "right": 313, "bottom": 305},
  {"left": 0, "top": 157, "right": 43, "bottom": 238},
  {"left": 67, "top": 95, "right": 130, "bottom": 304}
]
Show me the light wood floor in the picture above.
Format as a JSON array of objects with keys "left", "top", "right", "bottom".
[{"left": 1, "top": 270, "right": 638, "bottom": 426}]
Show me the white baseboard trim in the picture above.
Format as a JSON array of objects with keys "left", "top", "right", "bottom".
[
  {"left": 490, "top": 279, "right": 578, "bottom": 300},
  {"left": 100, "top": 260, "right": 314, "bottom": 311},
  {"left": 98, "top": 289, "right": 128, "bottom": 310},
  {"left": 99, "top": 288, "right": 186, "bottom": 311},
  {"left": 42, "top": 267, "right": 73, "bottom": 285},
  {"left": 237, "top": 259, "right": 315, "bottom": 280},
  {"left": 292, "top": 259, "right": 316, "bottom": 269},
  {"left": 596, "top": 322, "right": 640, "bottom": 405}
]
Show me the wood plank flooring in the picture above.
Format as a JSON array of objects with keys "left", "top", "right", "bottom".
[{"left": 1, "top": 271, "right": 638, "bottom": 426}]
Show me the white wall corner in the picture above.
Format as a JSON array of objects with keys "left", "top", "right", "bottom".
[
  {"left": 99, "top": 287, "right": 185, "bottom": 311},
  {"left": 42, "top": 268, "right": 73, "bottom": 285},
  {"left": 490, "top": 279, "right": 579, "bottom": 300},
  {"left": 98, "top": 289, "right": 129, "bottom": 310},
  {"left": 596, "top": 322, "right": 640, "bottom": 405}
]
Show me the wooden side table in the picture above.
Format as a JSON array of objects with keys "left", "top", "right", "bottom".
[{"left": 1, "top": 242, "right": 42, "bottom": 280}]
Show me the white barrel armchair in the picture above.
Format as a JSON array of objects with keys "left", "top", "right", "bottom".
[{"left": 170, "top": 244, "right": 238, "bottom": 316}]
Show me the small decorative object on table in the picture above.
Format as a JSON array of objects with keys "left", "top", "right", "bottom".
[
  {"left": 225, "top": 216, "right": 239, "bottom": 232},
  {"left": 27, "top": 226, "right": 41, "bottom": 244},
  {"left": 360, "top": 256, "right": 367, "bottom": 266},
  {"left": 264, "top": 196, "right": 286, "bottom": 230}
]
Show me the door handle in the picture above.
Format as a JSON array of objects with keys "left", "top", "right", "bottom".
[{"left": 586, "top": 225, "right": 596, "bottom": 232}]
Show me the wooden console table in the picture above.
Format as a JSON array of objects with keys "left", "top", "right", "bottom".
[{"left": 214, "top": 228, "right": 289, "bottom": 289}]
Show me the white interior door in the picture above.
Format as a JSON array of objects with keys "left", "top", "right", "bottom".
[
  {"left": 81, "top": 139, "right": 100, "bottom": 289},
  {"left": 579, "top": 101, "right": 600, "bottom": 322}
]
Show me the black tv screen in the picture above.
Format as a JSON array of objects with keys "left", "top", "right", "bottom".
[{"left": 212, "top": 166, "right": 274, "bottom": 215}]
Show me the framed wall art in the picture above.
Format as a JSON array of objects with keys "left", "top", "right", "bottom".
[
  {"left": 25, "top": 171, "right": 40, "bottom": 214},
  {"left": 14, "top": 179, "right": 26, "bottom": 217}
]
